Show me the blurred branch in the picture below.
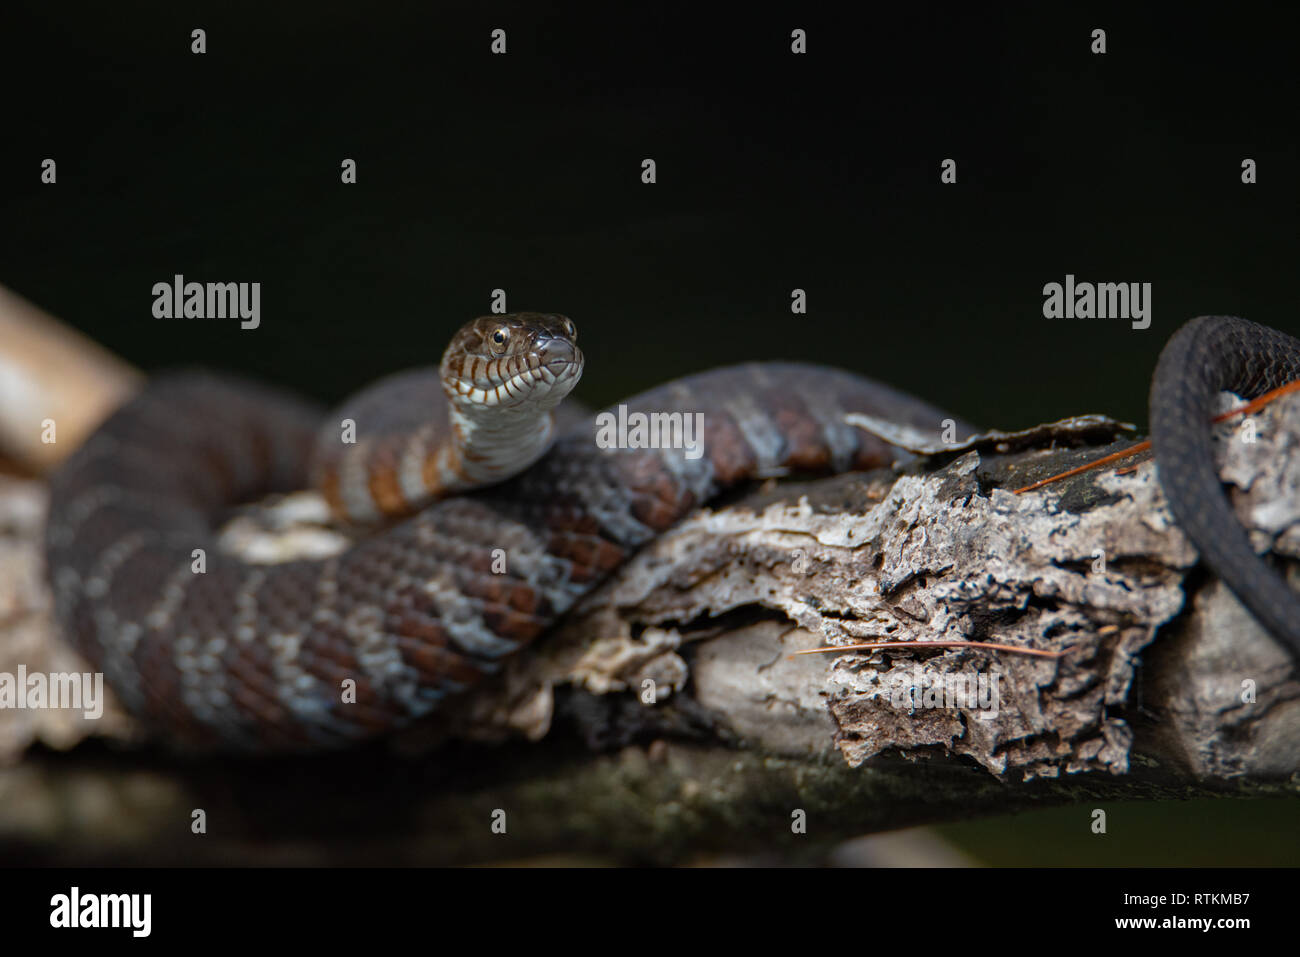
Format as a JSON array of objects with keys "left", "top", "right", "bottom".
[{"left": 0, "top": 285, "right": 139, "bottom": 473}]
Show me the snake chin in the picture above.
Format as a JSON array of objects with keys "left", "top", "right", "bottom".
[{"left": 448, "top": 349, "right": 584, "bottom": 412}]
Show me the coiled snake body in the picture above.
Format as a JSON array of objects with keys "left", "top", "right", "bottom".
[
  {"left": 44, "top": 313, "right": 1300, "bottom": 751},
  {"left": 46, "top": 314, "right": 968, "bottom": 750}
]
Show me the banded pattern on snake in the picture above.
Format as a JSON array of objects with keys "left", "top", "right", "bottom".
[
  {"left": 43, "top": 313, "right": 1300, "bottom": 751},
  {"left": 310, "top": 314, "right": 584, "bottom": 523},
  {"left": 45, "top": 314, "right": 966, "bottom": 750}
]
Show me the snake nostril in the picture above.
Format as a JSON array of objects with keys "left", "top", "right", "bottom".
[{"left": 537, "top": 336, "right": 577, "bottom": 370}]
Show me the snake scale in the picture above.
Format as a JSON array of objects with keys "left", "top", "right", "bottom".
[{"left": 43, "top": 313, "right": 1300, "bottom": 751}]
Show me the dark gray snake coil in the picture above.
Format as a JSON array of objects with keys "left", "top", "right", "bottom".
[{"left": 1149, "top": 315, "right": 1300, "bottom": 654}]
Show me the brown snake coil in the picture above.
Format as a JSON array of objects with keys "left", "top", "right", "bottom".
[
  {"left": 310, "top": 313, "right": 584, "bottom": 522},
  {"left": 45, "top": 314, "right": 966, "bottom": 751}
]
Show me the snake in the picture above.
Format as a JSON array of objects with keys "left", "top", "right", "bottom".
[
  {"left": 44, "top": 312, "right": 971, "bottom": 750},
  {"left": 1148, "top": 315, "right": 1300, "bottom": 655},
  {"left": 308, "top": 313, "right": 585, "bottom": 522},
  {"left": 42, "top": 313, "right": 1300, "bottom": 751}
]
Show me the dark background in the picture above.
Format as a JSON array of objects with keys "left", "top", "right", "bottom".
[
  {"left": 2, "top": 3, "right": 1297, "bottom": 865},
  {"left": 4, "top": 2, "right": 1297, "bottom": 428}
]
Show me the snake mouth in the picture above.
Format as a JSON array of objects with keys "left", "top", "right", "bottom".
[{"left": 449, "top": 342, "right": 584, "bottom": 410}]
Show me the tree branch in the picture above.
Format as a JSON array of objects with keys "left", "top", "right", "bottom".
[{"left": 3, "top": 314, "right": 1298, "bottom": 863}]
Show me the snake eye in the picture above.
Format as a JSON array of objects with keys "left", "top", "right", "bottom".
[
  {"left": 562, "top": 318, "right": 576, "bottom": 340},
  {"left": 490, "top": 327, "right": 509, "bottom": 353}
]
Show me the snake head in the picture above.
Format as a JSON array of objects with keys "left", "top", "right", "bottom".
[{"left": 441, "top": 313, "right": 584, "bottom": 412}]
